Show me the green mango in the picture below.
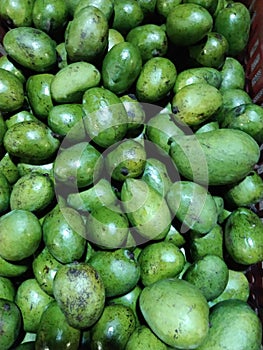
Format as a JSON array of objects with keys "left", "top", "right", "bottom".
[
  {"left": 102, "top": 41, "right": 142, "bottom": 95},
  {"left": 120, "top": 94, "right": 146, "bottom": 134},
  {"left": 173, "top": 67, "right": 222, "bottom": 93},
  {"left": 67, "top": 178, "right": 117, "bottom": 212},
  {"left": 32, "top": 247, "right": 63, "bottom": 296},
  {"left": 108, "top": 28, "right": 125, "bottom": 51},
  {"left": 0, "top": 68, "right": 24, "bottom": 113},
  {"left": 32, "top": 0, "right": 69, "bottom": 38},
  {"left": 112, "top": 0, "right": 144, "bottom": 35},
  {"left": 183, "top": 0, "right": 218, "bottom": 14},
  {"left": 26, "top": 73, "right": 54, "bottom": 120},
  {"left": 17, "top": 162, "right": 54, "bottom": 182},
  {"left": 0, "top": 55, "right": 26, "bottom": 83},
  {"left": 224, "top": 170, "right": 263, "bottom": 208},
  {"left": 65, "top": 6, "right": 108, "bottom": 62},
  {"left": 51, "top": 62, "right": 101, "bottom": 103},
  {"left": 64, "top": 0, "right": 80, "bottom": 16},
  {"left": 89, "top": 249, "right": 140, "bottom": 297},
  {"left": 196, "top": 300, "right": 262, "bottom": 350},
  {"left": 195, "top": 121, "right": 219, "bottom": 133},
  {"left": 15, "top": 278, "right": 54, "bottom": 333},
  {"left": 105, "top": 139, "right": 146, "bottom": 181},
  {"left": 0, "top": 172, "right": 10, "bottom": 213},
  {"left": 164, "top": 224, "right": 186, "bottom": 247},
  {"left": 53, "top": 262, "right": 106, "bottom": 329},
  {"left": 139, "top": 278, "right": 209, "bottom": 349},
  {"left": 48, "top": 103, "right": 85, "bottom": 142},
  {"left": 74, "top": 0, "right": 114, "bottom": 21},
  {"left": 126, "top": 325, "right": 167, "bottom": 350},
  {"left": 169, "top": 129, "right": 260, "bottom": 185},
  {"left": 166, "top": 3, "right": 213, "bottom": 46},
  {"left": 121, "top": 178, "right": 172, "bottom": 241},
  {"left": 221, "top": 103, "right": 263, "bottom": 144},
  {"left": 56, "top": 42, "right": 68, "bottom": 69},
  {"left": 42, "top": 206, "right": 86, "bottom": 264},
  {"left": 54, "top": 141, "right": 102, "bottom": 188},
  {"left": 189, "top": 224, "right": 224, "bottom": 260},
  {"left": 3, "top": 27, "right": 57, "bottom": 72},
  {"left": 82, "top": 87, "right": 128, "bottom": 148},
  {"left": 0, "top": 0, "right": 34, "bottom": 27},
  {"left": 172, "top": 82, "right": 222, "bottom": 126},
  {"left": 0, "top": 298, "right": 22, "bottom": 350},
  {"left": 89, "top": 304, "right": 136, "bottom": 348},
  {"left": 156, "top": 0, "right": 182, "bottom": 18},
  {"left": 0, "top": 255, "right": 29, "bottom": 278},
  {"left": 220, "top": 57, "right": 245, "bottom": 90},
  {"left": 35, "top": 301, "right": 81, "bottom": 350},
  {"left": 208, "top": 270, "right": 250, "bottom": 307},
  {"left": 3, "top": 120, "right": 60, "bottom": 163},
  {"left": 166, "top": 181, "right": 218, "bottom": 234},
  {"left": 136, "top": 57, "right": 177, "bottom": 102},
  {"left": 141, "top": 157, "right": 173, "bottom": 196},
  {"left": 0, "top": 276, "right": 16, "bottom": 301},
  {"left": 10, "top": 172, "right": 54, "bottom": 212},
  {"left": 214, "top": 2, "right": 251, "bottom": 57},
  {"left": 188, "top": 31, "right": 229, "bottom": 69},
  {"left": 138, "top": 241, "right": 185, "bottom": 286},
  {"left": 146, "top": 112, "right": 185, "bottom": 155},
  {"left": 224, "top": 207, "right": 263, "bottom": 265},
  {"left": 0, "top": 153, "right": 19, "bottom": 185},
  {"left": 6, "top": 111, "right": 38, "bottom": 129},
  {"left": 0, "top": 209, "right": 42, "bottom": 261},
  {"left": 183, "top": 255, "right": 229, "bottom": 301},
  {"left": 126, "top": 24, "right": 168, "bottom": 63}
]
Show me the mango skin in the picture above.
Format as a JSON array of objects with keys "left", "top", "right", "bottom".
[
  {"left": 0, "top": 68, "right": 25, "bottom": 113},
  {"left": 3, "top": 27, "right": 57, "bottom": 72},
  {"left": 169, "top": 129, "right": 260, "bottom": 185},
  {"left": 0, "top": 0, "right": 34, "bottom": 27}
]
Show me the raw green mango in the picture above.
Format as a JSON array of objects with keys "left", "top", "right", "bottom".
[
  {"left": 0, "top": 276, "right": 15, "bottom": 301},
  {"left": 183, "top": 0, "right": 218, "bottom": 14},
  {"left": 138, "top": 241, "right": 185, "bottom": 286},
  {"left": 10, "top": 173, "right": 54, "bottom": 212},
  {"left": 35, "top": 301, "right": 81, "bottom": 350},
  {"left": 82, "top": 87, "right": 128, "bottom": 148},
  {"left": 102, "top": 41, "right": 142, "bottom": 95},
  {"left": 105, "top": 139, "right": 146, "bottom": 181},
  {"left": 112, "top": 0, "right": 144, "bottom": 35},
  {"left": 164, "top": 224, "right": 186, "bottom": 247},
  {"left": 51, "top": 62, "right": 101, "bottom": 103},
  {"left": 32, "top": 0, "right": 69, "bottom": 38},
  {"left": 220, "top": 57, "right": 245, "bottom": 90},
  {"left": 86, "top": 204, "right": 130, "bottom": 249},
  {"left": 3, "top": 27, "right": 57, "bottom": 72},
  {"left": 65, "top": 0, "right": 80, "bottom": 15},
  {"left": 0, "top": 172, "right": 10, "bottom": 213},
  {"left": 196, "top": 300, "right": 262, "bottom": 350},
  {"left": 0, "top": 255, "right": 29, "bottom": 278},
  {"left": 54, "top": 141, "right": 102, "bottom": 188},
  {"left": 26, "top": 73, "right": 54, "bottom": 120},
  {"left": 208, "top": 270, "right": 250, "bottom": 307},
  {"left": 6, "top": 111, "right": 38, "bottom": 129},
  {"left": 126, "top": 24, "right": 168, "bottom": 63},
  {"left": 169, "top": 129, "right": 260, "bottom": 185},
  {"left": 139, "top": 278, "right": 209, "bottom": 349},
  {"left": 65, "top": 6, "right": 108, "bottom": 62},
  {"left": 53, "top": 262, "right": 106, "bottom": 329},
  {"left": 224, "top": 207, "right": 263, "bottom": 265},
  {"left": 74, "top": 0, "right": 114, "bottom": 20},
  {"left": 89, "top": 304, "right": 136, "bottom": 349},
  {"left": 56, "top": 42, "right": 68, "bottom": 69},
  {"left": 17, "top": 162, "right": 54, "bottom": 182},
  {"left": 166, "top": 3, "right": 213, "bottom": 46},
  {"left": 172, "top": 82, "right": 222, "bottom": 126},
  {"left": 67, "top": 178, "right": 117, "bottom": 213},
  {"left": 0, "top": 0, "right": 34, "bottom": 27},
  {"left": 120, "top": 94, "right": 146, "bottom": 134},
  {"left": 136, "top": 57, "right": 177, "bottom": 102},
  {"left": 156, "top": 0, "right": 182, "bottom": 18},
  {"left": 126, "top": 325, "right": 167, "bottom": 350},
  {"left": 166, "top": 181, "right": 218, "bottom": 234},
  {"left": 42, "top": 206, "right": 86, "bottom": 264},
  {"left": 0, "top": 55, "right": 26, "bottom": 83},
  {"left": 15, "top": 278, "right": 54, "bottom": 333},
  {"left": 3, "top": 120, "right": 60, "bottom": 163},
  {"left": 0, "top": 153, "right": 18, "bottom": 185},
  {"left": 195, "top": 121, "right": 219, "bottom": 133},
  {"left": 137, "top": 0, "right": 157, "bottom": 16},
  {"left": 0, "top": 298, "right": 22, "bottom": 350},
  {"left": 89, "top": 249, "right": 140, "bottom": 297},
  {"left": 173, "top": 67, "right": 222, "bottom": 93},
  {"left": 214, "top": 2, "right": 251, "bottom": 57},
  {"left": 0, "top": 68, "right": 25, "bottom": 113},
  {"left": 121, "top": 178, "right": 172, "bottom": 241},
  {"left": 0, "top": 209, "right": 42, "bottom": 261},
  {"left": 32, "top": 247, "right": 63, "bottom": 296},
  {"left": 221, "top": 103, "right": 263, "bottom": 144},
  {"left": 108, "top": 28, "right": 125, "bottom": 51}
]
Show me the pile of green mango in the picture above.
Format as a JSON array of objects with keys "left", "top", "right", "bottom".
[{"left": 0, "top": 0, "right": 263, "bottom": 349}]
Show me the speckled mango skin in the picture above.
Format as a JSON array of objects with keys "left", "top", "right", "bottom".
[
  {"left": 0, "top": 68, "right": 25, "bottom": 113},
  {"left": 169, "top": 129, "right": 260, "bottom": 185},
  {"left": 126, "top": 325, "right": 167, "bottom": 350}
]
